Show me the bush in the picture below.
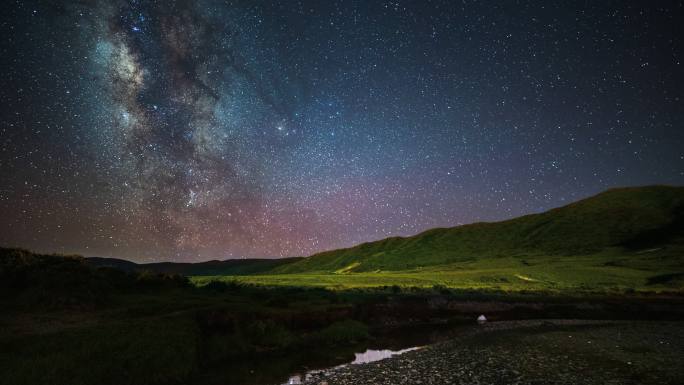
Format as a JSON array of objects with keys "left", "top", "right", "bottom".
[
  {"left": 246, "top": 320, "right": 295, "bottom": 349},
  {"left": 0, "top": 316, "right": 200, "bottom": 385},
  {"left": 432, "top": 284, "right": 450, "bottom": 295},
  {"left": 201, "top": 279, "right": 243, "bottom": 292},
  {"left": 311, "top": 320, "right": 369, "bottom": 346},
  {"left": 135, "top": 270, "right": 189, "bottom": 289}
]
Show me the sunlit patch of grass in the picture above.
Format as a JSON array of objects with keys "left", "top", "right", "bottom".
[{"left": 335, "top": 262, "right": 361, "bottom": 274}]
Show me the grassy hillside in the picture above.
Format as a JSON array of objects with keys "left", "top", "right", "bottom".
[
  {"left": 272, "top": 186, "right": 684, "bottom": 274},
  {"left": 198, "top": 248, "right": 684, "bottom": 292},
  {"left": 86, "top": 256, "right": 302, "bottom": 276}
]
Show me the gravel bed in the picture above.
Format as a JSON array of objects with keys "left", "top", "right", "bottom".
[{"left": 303, "top": 320, "right": 684, "bottom": 385}]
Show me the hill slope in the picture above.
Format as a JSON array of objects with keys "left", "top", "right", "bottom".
[{"left": 274, "top": 186, "right": 684, "bottom": 273}]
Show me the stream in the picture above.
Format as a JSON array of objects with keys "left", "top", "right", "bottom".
[
  {"left": 282, "top": 346, "right": 423, "bottom": 384},
  {"left": 196, "top": 323, "right": 462, "bottom": 385},
  {"left": 268, "top": 325, "right": 458, "bottom": 385}
]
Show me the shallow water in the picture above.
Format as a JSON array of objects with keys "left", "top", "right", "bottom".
[
  {"left": 352, "top": 346, "right": 422, "bottom": 364},
  {"left": 283, "top": 346, "right": 423, "bottom": 384},
  {"left": 195, "top": 323, "right": 460, "bottom": 385}
]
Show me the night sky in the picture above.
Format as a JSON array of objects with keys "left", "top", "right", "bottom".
[{"left": 1, "top": 1, "right": 683, "bottom": 261}]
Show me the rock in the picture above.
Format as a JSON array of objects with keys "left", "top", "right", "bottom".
[{"left": 477, "top": 314, "right": 487, "bottom": 324}]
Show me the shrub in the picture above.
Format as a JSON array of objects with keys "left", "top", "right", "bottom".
[
  {"left": 311, "top": 320, "right": 369, "bottom": 346},
  {"left": 201, "top": 280, "right": 236, "bottom": 292},
  {"left": 432, "top": 284, "right": 450, "bottom": 295},
  {"left": 246, "top": 320, "right": 295, "bottom": 349},
  {"left": 135, "top": 271, "right": 189, "bottom": 289}
]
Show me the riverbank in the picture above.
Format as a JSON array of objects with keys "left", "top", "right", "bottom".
[{"left": 303, "top": 320, "right": 684, "bottom": 385}]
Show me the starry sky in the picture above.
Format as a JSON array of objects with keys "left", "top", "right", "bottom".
[{"left": 1, "top": 0, "right": 683, "bottom": 262}]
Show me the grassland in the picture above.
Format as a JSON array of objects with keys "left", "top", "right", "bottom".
[{"left": 193, "top": 247, "right": 684, "bottom": 293}]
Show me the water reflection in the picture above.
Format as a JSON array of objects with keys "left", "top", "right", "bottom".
[
  {"left": 283, "top": 346, "right": 422, "bottom": 385},
  {"left": 352, "top": 347, "right": 421, "bottom": 364},
  {"left": 284, "top": 374, "right": 305, "bottom": 384}
]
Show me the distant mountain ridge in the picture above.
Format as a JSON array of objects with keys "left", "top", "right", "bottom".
[
  {"left": 272, "top": 185, "right": 684, "bottom": 273},
  {"left": 86, "top": 256, "right": 302, "bottom": 276}
]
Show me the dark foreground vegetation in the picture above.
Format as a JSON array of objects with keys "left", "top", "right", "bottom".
[{"left": 2, "top": 247, "right": 684, "bottom": 385}]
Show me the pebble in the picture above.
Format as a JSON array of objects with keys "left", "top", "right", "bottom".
[{"left": 302, "top": 320, "right": 684, "bottom": 385}]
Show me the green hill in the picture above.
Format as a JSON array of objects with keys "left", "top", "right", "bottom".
[{"left": 273, "top": 186, "right": 684, "bottom": 274}]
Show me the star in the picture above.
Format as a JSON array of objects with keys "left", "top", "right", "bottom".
[{"left": 0, "top": 0, "right": 682, "bottom": 261}]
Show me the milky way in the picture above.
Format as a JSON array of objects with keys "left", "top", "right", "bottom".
[{"left": 1, "top": 1, "right": 683, "bottom": 261}]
